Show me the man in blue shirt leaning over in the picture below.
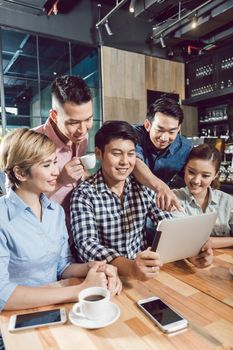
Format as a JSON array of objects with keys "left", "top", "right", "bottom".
[{"left": 133, "top": 97, "right": 193, "bottom": 212}]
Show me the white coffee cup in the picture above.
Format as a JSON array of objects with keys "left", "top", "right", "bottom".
[
  {"left": 72, "top": 287, "right": 110, "bottom": 320},
  {"left": 80, "top": 154, "right": 96, "bottom": 169}
]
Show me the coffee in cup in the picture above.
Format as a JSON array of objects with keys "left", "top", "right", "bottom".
[
  {"left": 84, "top": 294, "right": 105, "bottom": 302},
  {"left": 72, "top": 287, "right": 110, "bottom": 320},
  {"left": 80, "top": 154, "right": 96, "bottom": 169}
]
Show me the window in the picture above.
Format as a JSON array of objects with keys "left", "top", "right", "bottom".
[{"left": 0, "top": 27, "right": 101, "bottom": 153}]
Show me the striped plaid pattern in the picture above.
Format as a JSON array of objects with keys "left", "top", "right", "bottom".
[{"left": 71, "top": 170, "right": 171, "bottom": 262}]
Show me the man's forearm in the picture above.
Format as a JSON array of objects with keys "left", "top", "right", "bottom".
[
  {"left": 210, "top": 236, "right": 233, "bottom": 249},
  {"left": 110, "top": 256, "right": 134, "bottom": 277},
  {"left": 133, "top": 158, "right": 168, "bottom": 192}
]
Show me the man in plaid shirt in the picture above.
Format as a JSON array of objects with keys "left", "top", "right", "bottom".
[
  {"left": 71, "top": 121, "right": 212, "bottom": 280},
  {"left": 70, "top": 120, "right": 171, "bottom": 281}
]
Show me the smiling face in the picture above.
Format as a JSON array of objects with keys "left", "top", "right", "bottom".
[
  {"left": 50, "top": 100, "right": 93, "bottom": 144},
  {"left": 16, "top": 153, "right": 59, "bottom": 195},
  {"left": 145, "top": 112, "right": 180, "bottom": 150},
  {"left": 184, "top": 158, "right": 217, "bottom": 197},
  {"left": 96, "top": 138, "right": 136, "bottom": 188}
]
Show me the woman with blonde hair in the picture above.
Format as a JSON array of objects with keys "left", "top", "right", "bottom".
[
  {"left": 0, "top": 128, "right": 122, "bottom": 312},
  {"left": 173, "top": 144, "right": 233, "bottom": 249}
]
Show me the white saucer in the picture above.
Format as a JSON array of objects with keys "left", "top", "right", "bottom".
[{"left": 69, "top": 302, "right": 120, "bottom": 329}]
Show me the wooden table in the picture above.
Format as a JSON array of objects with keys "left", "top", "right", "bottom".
[
  {"left": 162, "top": 248, "right": 233, "bottom": 308},
  {"left": 1, "top": 253, "right": 233, "bottom": 350}
]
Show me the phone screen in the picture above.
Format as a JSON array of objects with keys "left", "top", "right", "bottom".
[
  {"left": 15, "top": 309, "right": 61, "bottom": 329},
  {"left": 140, "top": 299, "right": 183, "bottom": 326}
]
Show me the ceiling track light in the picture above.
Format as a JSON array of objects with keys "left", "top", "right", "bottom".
[
  {"left": 129, "top": 0, "right": 136, "bottom": 13},
  {"left": 104, "top": 19, "right": 113, "bottom": 36},
  {"left": 151, "top": 0, "right": 212, "bottom": 40},
  {"left": 160, "top": 35, "right": 166, "bottom": 48},
  {"left": 191, "top": 14, "right": 198, "bottom": 29},
  {"left": 96, "top": 0, "right": 128, "bottom": 29}
]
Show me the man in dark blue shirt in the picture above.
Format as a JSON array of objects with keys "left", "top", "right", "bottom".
[{"left": 133, "top": 97, "right": 192, "bottom": 212}]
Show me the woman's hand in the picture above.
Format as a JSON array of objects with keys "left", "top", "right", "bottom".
[
  {"left": 85, "top": 261, "right": 122, "bottom": 296},
  {"left": 103, "top": 264, "right": 122, "bottom": 296},
  {"left": 188, "top": 240, "right": 213, "bottom": 268},
  {"left": 83, "top": 262, "right": 107, "bottom": 289}
]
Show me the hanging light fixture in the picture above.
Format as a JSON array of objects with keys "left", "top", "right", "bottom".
[
  {"left": 129, "top": 0, "right": 136, "bottom": 13},
  {"left": 160, "top": 35, "right": 166, "bottom": 48},
  {"left": 191, "top": 14, "right": 198, "bottom": 29},
  {"left": 104, "top": 19, "right": 113, "bottom": 36}
]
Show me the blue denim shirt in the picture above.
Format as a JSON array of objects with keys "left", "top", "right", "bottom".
[
  {"left": 0, "top": 189, "right": 73, "bottom": 311},
  {"left": 133, "top": 124, "right": 192, "bottom": 185}
]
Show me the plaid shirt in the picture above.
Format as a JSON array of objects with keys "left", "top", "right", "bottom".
[{"left": 71, "top": 170, "right": 171, "bottom": 262}]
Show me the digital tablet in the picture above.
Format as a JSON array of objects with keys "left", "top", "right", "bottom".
[{"left": 151, "top": 212, "right": 218, "bottom": 264}]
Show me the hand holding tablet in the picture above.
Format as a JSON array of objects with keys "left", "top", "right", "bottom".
[{"left": 151, "top": 212, "right": 218, "bottom": 264}]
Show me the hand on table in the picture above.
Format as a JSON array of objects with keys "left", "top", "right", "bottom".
[
  {"left": 88, "top": 261, "right": 122, "bottom": 296},
  {"left": 83, "top": 261, "right": 107, "bottom": 289}
]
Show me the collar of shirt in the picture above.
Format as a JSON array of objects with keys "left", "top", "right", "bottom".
[
  {"left": 6, "top": 189, "right": 55, "bottom": 221},
  {"left": 146, "top": 130, "right": 180, "bottom": 157},
  {"left": 184, "top": 186, "right": 218, "bottom": 206},
  {"left": 42, "top": 118, "right": 68, "bottom": 151},
  {"left": 34, "top": 118, "right": 89, "bottom": 160},
  {"left": 43, "top": 118, "right": 89, "bottom": 153},
  {"left": 91, "top": 169, "right": 132, "bottom": 196}
]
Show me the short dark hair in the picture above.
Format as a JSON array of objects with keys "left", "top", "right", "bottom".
[
  {"left": 147, "top": 97, "right": 184, "bottom": 124},
  {"left": 186, "top": 144, "right": 221, "bottom": 189},
  {"left": 51, "top": 75, "right": 92, "bottom": 106},
  {"left": 95, "top": 121, "right": 138, "bottom": 152}
]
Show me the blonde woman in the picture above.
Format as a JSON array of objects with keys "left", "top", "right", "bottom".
[{"left": 0, "top": 129, "right": 122, "bottom": 312}]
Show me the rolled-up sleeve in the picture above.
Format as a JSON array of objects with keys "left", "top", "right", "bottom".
[
  {"left": 145, "top": 190, "right": 172, "bottom": 224},
  {"left": 57, "top": 209, "right": 74, "bottom": 279},
  {"left": 135, "top": 143, "right": 146, "bottom": 162},
  {"left": 71, "top": 191, "right": 120, "bottom": 263},
  {"left": 0, "top": 230, "right": 17, "bottom": 311}
]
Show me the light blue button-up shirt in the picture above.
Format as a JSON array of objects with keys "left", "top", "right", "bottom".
[
  {"left": 0, "top": 171, "right": 6, "bottom": 195},
  {"left": 172, "top": 186, "right": 233, "bottom": 236},
  {"left": 0, "top": 189, "right": 73, "bottom": 311}
]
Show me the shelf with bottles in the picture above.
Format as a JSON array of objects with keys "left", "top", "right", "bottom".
[
  {"left": 187, "top": 77, "right": 233, "bottom": 100},
  {"left": 199, "top": 104, "right": 228, "bottom": 127},
  {"left": 184, "top": 41, "right": 233, "bottom": 105},
  {"left": 195, "top": 63, "right": 214, "bottom": 79},
  {"left": 190, "top": 83, "right": 216, "bottom": 98},
  {"left": 200, "top": 127, "right": 228, "bottom": 138},
  {"left": 200, "top": 119, "right": 228, "bottom": 126},
  {"left": 219, "top": 142, "right": 233, "bottom": 187},
  {"left": 219, "top": 79, "right": 233, "bottom": 90},
  {"left": 183, "top": 85, "right": 233, "bottom": 106},
  {"left": 220, "top": 56, "right": 233, "bottom": 71}
]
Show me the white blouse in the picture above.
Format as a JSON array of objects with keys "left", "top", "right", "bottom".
[{"left": 172, "top": 187, "right": 233, "bottom": 237}]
